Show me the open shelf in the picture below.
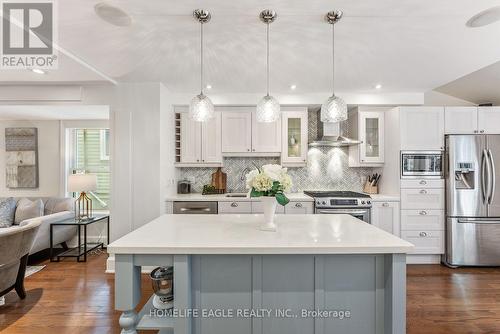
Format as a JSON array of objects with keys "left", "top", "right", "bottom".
[{"left": 136, "top": 295, "right": 174, "bottom": 332}]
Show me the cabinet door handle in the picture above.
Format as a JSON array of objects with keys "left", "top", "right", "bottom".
[
  {"left": 252, "top": 149, "right": 255, "bottom": 152},
  {"left": 419, "top": 210, "right": 427, "bottom": 215},
  {"left": 197, "top": 159, "right": 200, "bottom": 162},
  {"left": 247, "top": 148, "right": 250, "bottom": 152},
  {"left": 230, "top": 202, "right": 238, "bottom": 207},
  {"left": 474, "top": 130, "right": 478, "bottom": 134},
  {"left": 295, "top": 202, "right": 303, "bottom": 208},
  {"left": 419, "top": 180, "right": 427, "bottom": 185},
  {"left": 420, "top": 189, "right": 427, "bottom": 194},
  {"left": 382, "top": 202, "right": 389, "bottom": 207},
  {"left": 419, "top": 232, "right": 428, "bottom": 237},
  {"left": 480, "top": 130, "right": 485, "bottom": 133}
]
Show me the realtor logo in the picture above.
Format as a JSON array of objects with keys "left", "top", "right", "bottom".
[{"left": 1, "top": 0, "right": 58, "bottom": 69}]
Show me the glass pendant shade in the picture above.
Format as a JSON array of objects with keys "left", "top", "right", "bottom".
[
  {"left": 320, "top": 94, "right": 347, "bottom": 123},
  {"left": 256, "top": 95, "right": 280, "bottom": 122},
  {"left": 189, "top": 93, "right": 214, "bottom": 122}
]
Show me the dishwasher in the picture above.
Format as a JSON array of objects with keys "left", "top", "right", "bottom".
[{"left": 173, "top": 201, "right": 218, "bottom": 214}]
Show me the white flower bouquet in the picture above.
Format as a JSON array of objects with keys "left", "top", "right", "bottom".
[{"left": 245, "top": 164, "right": 292, "bottom": 206}]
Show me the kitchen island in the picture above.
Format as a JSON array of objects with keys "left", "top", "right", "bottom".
[{"left": 108, "top": 214, "right": 413, "bottom": 334}]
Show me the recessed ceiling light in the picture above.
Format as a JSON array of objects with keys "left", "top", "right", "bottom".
[
  {"left": 375, "top": 84, "right": 382, "bottom": 89},
  {"left": 206, "top": 84, "right": 212, "bottom": 90},
  {"left": 290, "top": 84, "right": 297, "bottom": 90},
  {"left": 95, "top": 2, "right": 133, "bottom": 27},
  {"left": 466, "top": 6, "right": 500, "bottom": 27},
  {"left": 31, "top": 68, "right": 45, "bottom": 74}
]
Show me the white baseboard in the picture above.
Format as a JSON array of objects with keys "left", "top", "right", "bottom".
[{"left": 406, "top": 254, "right": 442, "bottom": 264}]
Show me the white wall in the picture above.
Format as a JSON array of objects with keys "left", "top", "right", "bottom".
[
  {"left": 110, "top": 82, "right": 177, "bottom": 241},
  {"left": 0, "top": 120, "right": 61, "bottom": 197},
  {"left": 424, "top": 90, "right": 476, "bottom": 106}
]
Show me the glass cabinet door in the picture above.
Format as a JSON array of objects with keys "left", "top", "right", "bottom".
[
  {"left": 281, "top": 111, "right": 308, "bottom": 166},
  {"left": 360, "top": 111, "right": 384, "bottom": 163}
]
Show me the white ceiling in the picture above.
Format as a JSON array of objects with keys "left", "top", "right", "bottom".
[
  {"left": 435, "top": 60, "right": 500, "bottom": 105},
  {"left": 1, "top": 0, "right": 500, "bottom": 95},
  {"left": 0, "top": 105, "right": 110, "bottom": 120}
]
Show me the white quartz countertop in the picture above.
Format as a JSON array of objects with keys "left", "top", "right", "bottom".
[
  {"left": 166, "top": 192, "right": 314, "bottom": 202},
  {"left": 108, "top": 214, "right": 414, "bottom": 255}
]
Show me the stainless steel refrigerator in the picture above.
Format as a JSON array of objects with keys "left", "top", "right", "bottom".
[{"left": 445, "top": 135, "right": 500, "bottom": 266}]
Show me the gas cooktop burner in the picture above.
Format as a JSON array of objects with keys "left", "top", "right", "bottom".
[{"left": 304, "top": 191, "right": 371, "bottom": 198}]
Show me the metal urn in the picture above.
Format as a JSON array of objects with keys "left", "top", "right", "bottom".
[{"left": 150, "top": 266, "right": 174, "bottom": 309}]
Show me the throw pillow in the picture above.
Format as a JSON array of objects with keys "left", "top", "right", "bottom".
[
  {"left": 0, "top": 197, "right": 17, "bottom": 228},
  {"left": 14, "top": 198, "right": 44, "bottom": 224},
  {"left": 44, "top": 198, "right": 75, "bottom": 215}
]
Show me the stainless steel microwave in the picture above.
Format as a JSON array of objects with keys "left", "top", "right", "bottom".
[{"left": 401, "top": 151, "right": 443, "bottom": 178}]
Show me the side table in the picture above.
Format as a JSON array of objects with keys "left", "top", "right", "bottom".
[{"left": 50, "top": 215, "right": 110, "bottom": 262}]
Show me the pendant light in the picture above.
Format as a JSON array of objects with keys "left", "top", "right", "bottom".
[
  {"left": 256, "top": 10, "right": 280, "bottom": 123},
  {"left": 321, "top": 10, "right": 347, "bottom": 123},
  {"left": 189, "top": 9, "right": 214, "bottom": 122}
]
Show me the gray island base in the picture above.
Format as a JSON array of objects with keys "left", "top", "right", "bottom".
[{"left": 110, "top": 214, "right": 413, "bottom": 334}]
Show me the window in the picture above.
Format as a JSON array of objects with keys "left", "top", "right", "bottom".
[
  {"left": 69, "top": 128, "right": 110, "bottom": 211},
  {"left": 100, "top": 129, "right": 110, "bottom": 160}
]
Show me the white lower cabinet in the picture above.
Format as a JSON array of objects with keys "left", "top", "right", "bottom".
[
  {"left": 401, "top": 210, "right": 444, "bottom": 230},
  {"left": 218, "top": 201, "right": 252, "bottom": 214},
  {"left": 251, "top": 201, "right": 285, "bottom": 214},
  {"left": 400, "top": 230, "right": 444, "bottom": 254},
  {"left": 400, "top": 188, "right": 444, "bottom": 210},
  {"left": 284, "top": 201, "right": 314, "bottom": 214},
  {"left": 371, "top": 201, "right": 400, "bottom": 236}
]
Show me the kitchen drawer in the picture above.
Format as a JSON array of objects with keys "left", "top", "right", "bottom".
[
  {"left": 400, "top": 179, "right": 444, "bottom": 189},
  {"left": 284, "top": 201, "right": 314, "bottom": 214},
  {"left": 401, "top": 209, "right": 444, "bottom": 230},
  {"left": 252, "top": 201, "right": 285, "bottom": 214},
  {"left": 401, "top": 230, "right": 444, "bottom": 254},
  {"left": 218, "top": 201, "right": 252, "bottom": 214},
  {"left": 401, "top": 188, "right": 444, "bottom": 210}
]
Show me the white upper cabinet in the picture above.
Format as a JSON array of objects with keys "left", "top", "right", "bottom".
[
  {"left": 201, "top": 112, "right": 222, "bottom": 163},
  {"left": 400, "top": 107, "right": 444, "bottom": 151},
  {"left": 179, "top": 111, "right": 222, "bottom": 166},
  {"left": 252, "top": 113, "right": 281, "bottom": 153},
  {"left": 221, "top": 108, "right": 281, "bottom": 155},
  {"left": 180, "top": 112, "right": 202, "bottom": 163},
  {"left": 349, "top": 108, "right": 385, "bottom": 167},
  {"left": 281, "top": 110, "right": 308, "bottom": 167},
  {"left": 478, "top": 107, "right": 500, "bottom": 134},
  {"left": 445, "top": 107, "right": 478, "bottom": 134},
  {"left": 221, "top": 110, "right": 252, "bottom": 153},
  {"left": 445, "top": 106, "right": 500, "bottom": 134}
]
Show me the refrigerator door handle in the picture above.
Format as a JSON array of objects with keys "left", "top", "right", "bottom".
[
  {"left": 488, "top": 149, "right": 496, "bottom": 205},
  {"left": 482, "top": 149, "right": 488, "bottom": 203},
  {"left": 458, "top": 218, "right": 500, "bottom": 224}
]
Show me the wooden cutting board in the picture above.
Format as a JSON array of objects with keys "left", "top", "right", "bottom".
[{"left": 211, "top": 167, "right": 227, "bottom": 192}]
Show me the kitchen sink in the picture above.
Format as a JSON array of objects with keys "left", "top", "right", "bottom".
[{"left": 225, "top": 193, "right": 247, "bottom": 198}]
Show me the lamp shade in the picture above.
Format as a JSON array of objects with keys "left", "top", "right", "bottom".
[{"left": 68, "top": 174, "right": 97, "bottom": 192}]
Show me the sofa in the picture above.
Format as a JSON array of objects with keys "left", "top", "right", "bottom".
[
  {"left": 0, "top": 219, "right": 42, "bottom": 301},
  {"left": 0, "top": 197, "right": 76, "bottom": 254}
]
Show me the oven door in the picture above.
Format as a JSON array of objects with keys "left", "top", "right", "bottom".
[{"left": 315, "top": 208, "right": 371, "bottom": 224}]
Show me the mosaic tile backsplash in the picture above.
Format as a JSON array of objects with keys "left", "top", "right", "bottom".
[{"left": 179, "top": 110, "right": 376, "bottom": 193}]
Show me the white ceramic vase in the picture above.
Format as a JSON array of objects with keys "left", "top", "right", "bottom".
[{"left": 260, "top": 196, "right": 277, "bottom": 232}]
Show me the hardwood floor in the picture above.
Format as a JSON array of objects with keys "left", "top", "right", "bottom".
[{"left": 1, "top": 253, "right": 500, "bottom": 333}]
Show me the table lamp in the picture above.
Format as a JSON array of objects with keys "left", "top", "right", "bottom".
[{"left": 68, "top": 173, "right": 97, "bottom": 221}]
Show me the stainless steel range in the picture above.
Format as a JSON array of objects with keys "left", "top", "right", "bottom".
[{"left": 304, "top": 191, "right": 372, "bottom": 223}]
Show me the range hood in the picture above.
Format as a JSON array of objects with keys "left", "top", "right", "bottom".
[{"left": 309, "top": 121, "right": 361, "bottom": 147}]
